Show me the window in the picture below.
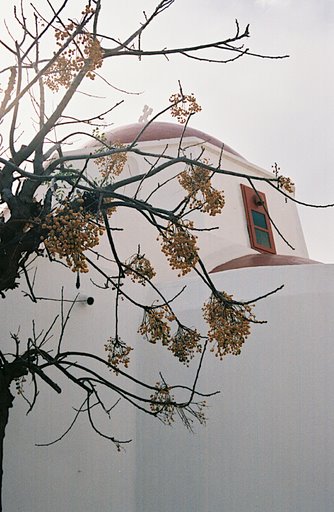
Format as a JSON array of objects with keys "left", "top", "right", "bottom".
[{"left": 240, "top": 184, "right": 276, "bottom": 254}]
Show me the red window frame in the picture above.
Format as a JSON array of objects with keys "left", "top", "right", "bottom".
[{"left": 240, "top": 184, "right": 276, "bottom": 254}]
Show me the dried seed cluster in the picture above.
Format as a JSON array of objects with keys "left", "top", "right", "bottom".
[
  {"left": 104, "top": 336, "right": 133, "bottom": 374},
  {"left": 45, "top": 9, "right": 103, "bottom": 92},
  {"left": 179, "top": 163, "right": 225, "bottom": 216},
  {"left": 93, "top": 131, "right": 127, "bottom": 182},
  {"left": 125, "top": 254, "right": 156, "bottom": 285},
  {"left": 169, "top": 326, "right": 201, "bottom": 365},
  {"left": 150, "top": 382, "right": 175, "bottom": 425},
  {"left": 139, "top": 307, "right": 201, "bottom": 365},
  {"left": 150, "top": 382, "right": 207, "bottom": 427},
  {"left": 277, "top": 176, "right": 295, "bottom": 193},
  {"left": 272, "top": 163, "right": 295, "bottom": 193},
  {"left": 203, "top": 292, "right": 255, "bottom": 359},
  {"left": 159, "top": 221, "right": 199, "bottom": 276},
  {"left": 138, "top": 306, "right": 175, "bottom": 346},
  {"left": 169, "top": 92, "right": 202, "bottom": 124},
  {"left": 42, "top": 201, "right": 104, "bottom": 272}
]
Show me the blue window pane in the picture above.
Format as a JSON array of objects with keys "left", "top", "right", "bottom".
[
  {"left": 252, "top": 210, "right": 267, "bottom": 229},
  {"left": 255, "top": 229, "right": 271, "bottom": 247}
]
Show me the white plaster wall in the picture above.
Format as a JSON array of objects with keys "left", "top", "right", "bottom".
[
  {"left": 3, "top": 263, "right": 334, "bottom": 512},
  {"left": 133, "top": 263, "right": 334, "bottom": 512},
  {"left": 2, "top": 130, "right": 324, "bottom": 511}
]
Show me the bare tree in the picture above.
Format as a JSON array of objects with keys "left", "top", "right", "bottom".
[{"left": 0, "top": 1, "right": 318, "bottom": 509}]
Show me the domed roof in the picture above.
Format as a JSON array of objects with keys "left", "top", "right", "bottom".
[
  {"left": 88, "top": 122, "right": 245, "bottom": 160},
  {"left": 210, "top": 254, "right": 321, "bottom": 273}
]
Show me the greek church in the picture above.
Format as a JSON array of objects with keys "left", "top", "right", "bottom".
[{"left": 3, "top": 122, "right": 334, "bottom": 512}]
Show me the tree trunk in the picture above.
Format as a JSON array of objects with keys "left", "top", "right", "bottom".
[{"left": 0, "top": 372, "right": 14, "bottom": 512}]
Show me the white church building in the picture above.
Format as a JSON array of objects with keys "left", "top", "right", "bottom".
[{"left": 3, "top": 122, "right": 334, "bottom": 512}]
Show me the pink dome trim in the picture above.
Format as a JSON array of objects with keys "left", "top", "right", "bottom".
[
  {"left": 210, "top": 254, "right": 322, "bottom": 273},
  {"left": 87, "top": 122, "right": 245, "bottom": 159}
]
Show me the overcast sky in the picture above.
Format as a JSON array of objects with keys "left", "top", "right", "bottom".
[{"left": 5, "top": 0, "right": 334, "bottom": 262}]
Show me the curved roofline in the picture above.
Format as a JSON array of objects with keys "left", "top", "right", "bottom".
[
  {"left": 210, "top": 254, "right": 322, "bottom": 273},
  {"left": 86, "top": 122, "right": 245, "bottom": 160}
]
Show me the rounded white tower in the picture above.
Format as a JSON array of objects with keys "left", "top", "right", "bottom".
[{"left": 3, "top": 123, "right": 333, "bottom": 512}]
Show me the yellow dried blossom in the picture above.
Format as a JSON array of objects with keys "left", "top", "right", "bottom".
[
  {"left": 159, "top": 220, "right": 199, "bottom": 276},
  {"left": 203, "top": 292, "right": 255, "bottom": 359},
  {"left": 94, "top": 137, "right": 127, "bottom": 182},
  {"left": 169, "top": 326, "right": 201, "bottom": 365},
  {"left": 44, "top": 13, "right": 103, "bottom": 91},
  {"left": 277, "top": 176, "right": 295, "bottom": 193},
  {"left": 150, "top": 382, "right": 175, "bottom": 425},
  {"left": 272, "top": 162, "right": 295, "bottom": 194},
  {"left": 42, "top": 200, "right": 104, "bottom": 273},
  {"left": 125, "top": 254, "right": 156, "bottom": 285},
  {"left": 138, "top": 306, "right": 175, "bottom": 346},
  {"left": 105, "top": 336, "right": 133, "bottom": 374},
  {"left": 178, "top": 163, "right": 225, "bottom": 216},
  {"left": 139, "top": 306, "right": 201, "bottom": 364},
  {"left": 169, "top": 92, "right": 202, "bottom": 124},
  {"left": 150, "top": 381, "right": 207, "bottom": 429}
]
